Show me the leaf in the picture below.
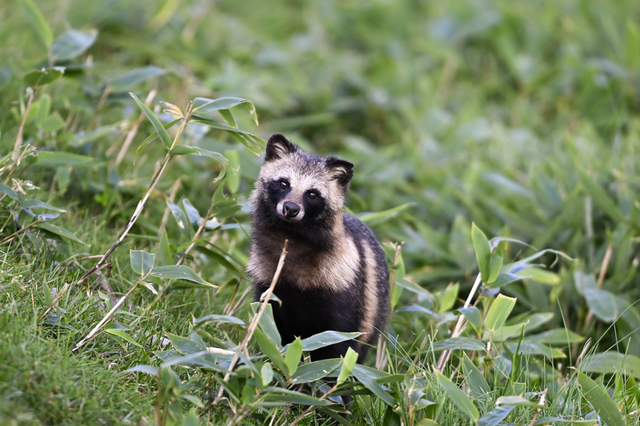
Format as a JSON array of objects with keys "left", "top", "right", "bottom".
[
  {"left": 124, "top": 365, "right": 159, "bottom": 376},
  {"left": 166, "top": 199, "right": 192, "bottom": 238},
  {"left": 0, "top": 183, "right": 19, "bottom": 200},
  {"left": 180, "top": 408, "right": 200, "bottom": 426},
  {"left": 190, "top": 115, "right": 265, "bottom": 155},
  {"left": 485, "top": 294, "right": 516, "bottom": 332},
  {"left": 170, "top": 145, "right": 229, "bottom": 166},
  {"left": 477, "top": 405, "right": 516, "bottom": 426},
  {"left": 504, "top": 342, "right": 566, "bottom": 358},
  {"left": 290, "top": 359, "right": 342, "bottom": 384},
  {"left": 194, "top": 315, "right": 245, "bottom": 328},
  {"left": 357, "top": 203, "right": 414, "bottom": 226},
  {"left": 150, "top": 265, "right": 216, "bottom": 288},
  {"left": 296, "top": 331, "right": 362, "bottom": 352},
  {"left": 435, "top": 370, "right": 479, "bottom": 422},
  {"left": 578, "top": 169, "right": 627, "bottom": 224},
  {"left": 487, "top": 250, "right": 503, "bottom": 284},
  {"left": 284, "top": 337, "right": 303, "bottom": 376},
  {"left": 35, "top": 222, "right": 88, "bottom": 245},
  {"left": 35, "top": 151, "right": 99, "bottom": 167},
  {"left": 253, "top": 328, "right": 288, "bottom": 377},
  {"left": 130, "top": 250, "right": 155, "bottom": 277},
  {"left": 527, "top": 329, "right": 584, "bottom": 345},
  {"left": 24, "top": 68, "right": 64, "bottom": 88},
  {"left": 580, "top": 352, "right": 640, "bottom": 379},
  {"left": 130, "top": 92, "right": 172, "bottom": 149},
  {"left": 113, "top": 66, "right": 167, "bottom": 91},
  {"left": 456, "top": 306, "right": 482, "bottom": 330},
  {"left": 584, "top": 288, "right": 619, "bottom": 322},
  {"left": 262, "top": 387, "right": 332, "bottom": 406},
  {"left": 576, "top": 370, "right": 625, "bottom": 426},
  {"left": 260, "top": 363, "right": 274, "bottom": 388},
  {"left": 193, "top": 96, "right": 259, "bottom": 125},
  {"left": 496, "top": 395, "right": 544, "bottom": 408},
  {"left": 105, "top": 329, "right": 142, "bottom": 348},
  {"left": 337, "top": 347, "right": 359, "bottom": 386},
  {"left": 20, "top": 199, "right": 66, "bottom": 212},
  {"left": 432, "top": 337, "right": 485, "bottom": 352},
  {"left": 488, "top": 272, "right": 527, "bottom": 289},
  {"left": 136, "top": 119, "right": 181, "bottom": 154},
  {"left": 462, "top": 353, "right": 490, "bottom": 397},
  {"left": 394, "top": 278, "right": 435, "bottom": 301},
  {"left": 472, "top": 222, "right": 491, "bottom": 282},
  {"left": 351, "top": 364, "right": 396, "bottom": 406},
  {"left": 19, "top": 0, "right": 53, "bottom": 47},
  {"left": 51, "top": 29, "right": 97, "bottom": 61},
  {"left": 250, "top": 302, "right": 282, "bottom": 348}
]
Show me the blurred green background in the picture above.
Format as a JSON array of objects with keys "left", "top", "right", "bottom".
[{"left": 2, "top": 0, "right": 640, "bottom": 424}]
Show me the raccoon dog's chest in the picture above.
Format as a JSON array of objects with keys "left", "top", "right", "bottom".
[{"left": 247, "top": 134, "right": 390, "bottom": 362}]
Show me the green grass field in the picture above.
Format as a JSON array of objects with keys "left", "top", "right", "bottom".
[{"left": 2, "top": 0, "right": 640, "bottom": 424}]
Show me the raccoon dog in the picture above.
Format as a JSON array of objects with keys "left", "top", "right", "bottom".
[{"left": 248, "top": 133, "right": 389, "bottom": 362}]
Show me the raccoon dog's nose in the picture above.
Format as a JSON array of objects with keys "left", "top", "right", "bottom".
[{"left": 282, "top": 202, "right": 300, "bottom": 218}]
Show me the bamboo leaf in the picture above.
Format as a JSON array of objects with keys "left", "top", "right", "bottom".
[
  {"left": 130, "top": 92, "right": 172, "bottom": 149},
  {"left": 576, "top": 370, "right": 625, "bottom": 426}
]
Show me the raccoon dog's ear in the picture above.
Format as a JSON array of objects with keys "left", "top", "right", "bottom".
[
  {"left": 265, "top": 134, "right": 297, "bottom": 162},
  {"left": 326, "top": 157, "right": 354, "bottom": 187}
]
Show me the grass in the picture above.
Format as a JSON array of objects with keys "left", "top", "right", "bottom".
[{"left": 2, "top": 0, "right": 640, "bottom": 424}]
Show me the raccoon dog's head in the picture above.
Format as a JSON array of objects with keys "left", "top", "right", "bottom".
[{"left": 251, "top": 134, "right": 353, "bottom": 232}]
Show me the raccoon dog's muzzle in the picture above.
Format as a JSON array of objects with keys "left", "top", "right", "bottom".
[{"left": 277, "top": 200, "right": 304, "bottom": 220}]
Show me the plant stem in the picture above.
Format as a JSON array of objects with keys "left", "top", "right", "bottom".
[
  {"left": 436, "top": 272, "right": 483, "bottom": 372},
  {"left": 214, "top": 240, "right": 288, "bottom": 404}
]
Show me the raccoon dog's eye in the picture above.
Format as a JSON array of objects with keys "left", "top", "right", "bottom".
[
  {"left": 308, "top": 191, "right": 318, "bottom": 199},
  {"left": 279, "top": 180, "right": 289, "bottom": 190}
]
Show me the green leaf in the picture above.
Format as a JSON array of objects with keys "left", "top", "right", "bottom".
[
  {"left": 35, "top": 151, "right": 99, "bottom": 167},
  {"left": 124, "top": 365, "right": 159, "bottom": 376},
  {"left": 351, "top": 364, "right": 396, "bottom": 406},
  {"left": 19, "top": 0, "right": 53, "bottom": 47},
  {"left": 190, "top": 115, "right": 265, "bottom": 155},
  {"left": 105, "top": 329, "right": 143, "bottom": 348},
  {"left": 477, "top": 405, "right": 516, "bottom": 426},
  {"left": 250, "top": 302, "right": 282, "bottom": 347},
  {"left": 295, "top": 331, "right": 362, "bottom": 352},
  {"left": 0, "top": 183, "right": 19, "bottom": 200},
  {"left": 157, "top": 230, "right": 173, "bottom": 266},
  {"left": 193, "top": 96, "right": 259, "bottom": 125},
  {"left": 472, "top": 222, "right": 491, "bottom": 282},
  {"left": 485, "top": 294, "right": 517, "bottom": 332},
  {"left": 504, "top": 342, "right": 566, "bottom": 358},
  {"left": 395, "top": 278, "right": 435, "bottom": 301},
  {"left": 170, "top": 145, "right": 229, "bottom": 166},
  {"left": 284, "top": 337, "right": 303, "bottom": 376},
  {"left": 496, "top": 395, "right": 544, "bottom": 408},
  {"left": 527, "top": 329, "right": 584, "bottom": 345},
  {"left": 130, "top": 250, "right": 155, "bottom": 277},
  {"left": 150, "top": 265, "right": 216, "bottom": 288},
  {"left": 290, "top": 359, "right": 342, "bottom": 384},
  {"left": 578, "top": 168, "right": 627, "bottom": 224},
  {"left": 194, "top": 315, "right": 245, "bottom": 327},
  {"left": 487, "top": 250, "right": 502, "bottom": 284},
  {"left": 462, "top": 353, "right": 490, "bottom": 397},
  {"left": 35, "top": 222, "right": 88, "bottom": 245},
  {"left": 20, "top": 199, "right": 66, "bottom": 212},
  {"left": 136, "top": 119, "right": 181, "bottom": 154},
  {"left": 253, "top": 328, "right": 289, "bottom": 377},
  {"left": 580, "top": 352, "right": 640, "bottom": 379},
  {"left": 260, "top": 363, "right": 274, "bottom": 388},
  {"left": 438, "top": 282, "right": 459, "bottom": 312},
  {"left": 130, "top": 92, "right": 172, "bottom": 149},
  {"left": 113, "top": 66, "right": 167, "bottom": 91},
  {"left": 166, "top": 199, "right": 192, "bottom": 238},
  {"left": 488, "top": 272, "right": 527, "bottom": 289},
  {"left": 432, "top": 337, "right": 485, "bottom": 352},
  {"left": 180, "top": 408, "right": 200, "bottom": 426},
  {"left": 456, "top": 306, "right": 482, "bottom": 330},
  {"left": 337, "top": 347, "right": 359, "bottom": 386},
  {"left": 262, "top": 387, "right": 332, "bottom": 406},
  {"left": 51, "top": 29, "right": 97, "bottom": 61},
  {"left": 584, "top": 288, "right": 619, "bottom": 322},
  {"left": 24, "top": 68, "right": 64, "bottom": 88},
  {"left": 485, "top": 323, "right": 527, "bottom": 342},
  {"left": 435, "top": 370, "right": 479, "bottom": 422},
  {"left": 576, "top": 370, "right": 625, "bottom": 426},
  {"left": 357, "top": 203, "right": 414, "bottom": 226}
]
